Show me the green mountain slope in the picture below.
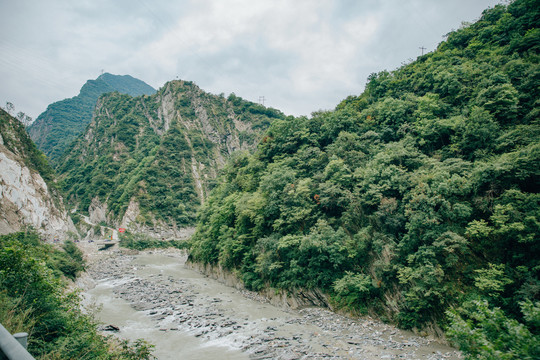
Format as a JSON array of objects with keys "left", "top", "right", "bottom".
[
  {"left": 189, "top": 0, "right": 539, "bottom": 355},
  {"left": 28, "top": 73, "right": 156, "bottom": 165},
  {"left": 58, "top": 80, "right": 284, "bottom": 235},
  {"left": 1, "top": 108, "right": 55, "bottom": 185}
]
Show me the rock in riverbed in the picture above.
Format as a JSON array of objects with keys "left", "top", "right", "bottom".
[{"left": 82, "top": 249, "right": 462, "bottom": 359}]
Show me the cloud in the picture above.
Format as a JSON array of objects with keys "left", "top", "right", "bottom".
[
  {"left": 134, "top": 0, "right": 383, "bottom": 111},
  {"left": 0, "top": 0, "right": 503, "bottom": 119}
]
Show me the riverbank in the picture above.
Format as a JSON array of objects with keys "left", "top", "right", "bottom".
[{"left": 77, "top": 245, "right": 462, "bottom": 359}]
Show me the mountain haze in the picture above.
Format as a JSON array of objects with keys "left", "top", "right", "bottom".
[
  {"left": 58, "top": 80, "right": 284, "bottom": 237},
  {"left": 28, "top": 73, "right": 156, "bottom": 165}
]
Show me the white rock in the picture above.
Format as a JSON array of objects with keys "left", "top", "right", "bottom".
[{"left": 0, "top": 144, "right": 76, "bottom": 239}]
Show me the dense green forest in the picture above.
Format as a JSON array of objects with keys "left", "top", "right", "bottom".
[
  {"left": 28, "top": 73, "right": 156, "bottom": 165},
  {"left": 0, "top": 231, "right": 154, "bottom": 359},
  {"left": 58, "top": 80, "right": 284, "bottom": 228},
  {"left": 189, "top": 1, "right": 539, "bottom": 357}
]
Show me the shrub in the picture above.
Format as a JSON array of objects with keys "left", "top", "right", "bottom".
[
  {"left": 0, "top": 231, "right": 155, "bottom": 359},
  {"left": 332, "top": 272, "right": 375, "bottom": 312},
  {"left": 447, "top": 299, "right": 540, "bottom": 359},
  {"left": 119, "top": 232, "right": 189, "bottom": 251}
]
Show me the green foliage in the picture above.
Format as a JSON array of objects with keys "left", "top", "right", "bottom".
[
  {"left": 28, "top": 73, "right": 156, "bottom": 166},
  {"left": 332, "top": 272, "right": 375, "bottom": 312},
  {"left": 447, "top": 300, "right": 540, "bottom": 359},
  {"left": 119, "top": 232, "right": 189, "bottom": 250},
  {"left": 0, "top": 231, "right": 154, "bottom": 359},
  {"left": 189, "top": 3, "right": 539, "bottom": 357},
  {"left": 58, "top": 240, "right": 85, "bottom": 279},
  {"left": 0, "top": 109, "right": 56, "bottom": 186},
  {"left": 473, "top": 263, "right": 513, "bottom": 298},
  {"left": 58, "top": 80, "right": 284, "bottom": 229}
]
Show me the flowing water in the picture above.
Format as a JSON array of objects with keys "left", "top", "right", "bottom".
[{"left": 82, "top": 250, "right": 461, "bottom": 359}]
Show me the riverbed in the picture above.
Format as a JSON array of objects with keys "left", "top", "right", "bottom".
[{"left": 79, "top": 247, "right": 462, "bottom": 359}]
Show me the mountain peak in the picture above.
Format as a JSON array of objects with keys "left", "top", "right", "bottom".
[
  {"left": 58, "top": 81, "right": 285, "bottom": 235},
  {"left": 28, "top": 74, "right": 156, "bottom": 165}
]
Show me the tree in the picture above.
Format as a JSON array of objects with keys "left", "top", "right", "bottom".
[
  {"left": 15, "top": 111, "right": 32, "bottom": 127},
  {"left": 24, "top": 115, "right": 33, "bottom": 127},
  {"left": 5, "top": 101, "right": 14, "bottom": 114}
]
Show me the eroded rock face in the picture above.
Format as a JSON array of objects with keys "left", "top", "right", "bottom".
[
  {"left": 120, "top": 198, "right": 140, "bottom": 228},
  {"left": 185, "top": 260, "right": 330, "bottom": 309},
  {"left": 88, "top": 197, "right": 108, "bottom": 225},
  {"left": 59, "top": 80, "right": 284, "bottom": 233},
  {"left": 0, "top": 142, "right": 76, "bottom": 239}
]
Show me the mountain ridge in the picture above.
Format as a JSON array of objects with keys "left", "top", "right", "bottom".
[
  {"left": 0, "top": 108, "right": 76, "bottom": 238},
  {"left": 28, "top": 72, "right": 156, "bottom": 165}
]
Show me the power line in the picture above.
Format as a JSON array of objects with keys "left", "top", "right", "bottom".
[
  {"left": 419, "top": 46, "right": 427, "bottom": 56},
  {"left": 258, "top": 96, "right": 265, "bottom": 106}
]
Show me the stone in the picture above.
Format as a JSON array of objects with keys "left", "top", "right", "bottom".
[{"left": 99, "top": 324, "right": 120, "bottom": 332}]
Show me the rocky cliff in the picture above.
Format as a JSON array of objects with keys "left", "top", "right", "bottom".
[
  {"left": 58, "top": 80, "right": 285, "bottom": 237},
  {"left": 0, "top": 109, "right": 76, "bottom": 239},
  {"left": 28, "top": 73, "right": 156, "bottom": 165}
]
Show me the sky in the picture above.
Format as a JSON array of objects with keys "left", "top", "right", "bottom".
[{"left": 0, "top": 0, "right": 503, "bottom": 120}]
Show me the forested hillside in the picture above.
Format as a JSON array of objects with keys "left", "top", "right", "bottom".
[
  {"left": 28, "top": 73, "right": 156, "bottom": 165},
  {"left": 189, "top": 0, "right": 539, "bottom": 356},
  {"left": 1, "top": 109, "right": 55, "bottom": 185},
  {"left": 58, "top": 80, "right": 284, "bottom": 233}
]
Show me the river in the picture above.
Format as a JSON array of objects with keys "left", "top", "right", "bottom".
[{"left": 79, "top": 248, "right": 462, "bottom": 359}]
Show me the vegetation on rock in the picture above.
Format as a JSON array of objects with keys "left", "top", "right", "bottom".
[
  {"left": 1, "top": 108, "right": 56, "bottom": 186},
  {"left": 119, "top": 231, "right": 189, "bottom": 251},
  {"left": 58, "top": 80, "right": 284, "bottom": 229},
  {"left": 189, "top": 1, "right": 539, "bottom": 357},
  {"left": 28, "top": 73, "right": 156, "bottom": 165}
]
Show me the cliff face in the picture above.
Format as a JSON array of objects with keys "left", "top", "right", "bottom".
[
  {"left": 58, "top": 80, "right": 285, "bottom": 237},
  {"left": 0, "top": 109, "right": 75, "bottom": 239}
]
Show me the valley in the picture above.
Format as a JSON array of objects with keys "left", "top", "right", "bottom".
[{"left": 80, "top": 245, "right": 461, "bottom": 359}]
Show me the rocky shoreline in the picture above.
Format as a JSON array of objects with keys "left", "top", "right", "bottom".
[{"left": 80, "top": 248, "right": 462, "bottom": 359}]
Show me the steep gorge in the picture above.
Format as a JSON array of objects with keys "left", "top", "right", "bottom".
[{"left": 0, "top": 109, "right": 75, "bottom": 238}]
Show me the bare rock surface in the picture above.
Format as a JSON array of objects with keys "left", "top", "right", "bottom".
[
  {"left": 80, "top": 247, "right": 462, "bottom": 359},
  {"left": 0, "top": 142, "right": 75, "bottom": 239}
]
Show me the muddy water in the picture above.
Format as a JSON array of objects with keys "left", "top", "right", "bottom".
[
  {"left": 82, "top": 251, "right": 462, "bottom": 359},
  {"left": 85, "top": 254, "right": 249, "bottom": 359}
]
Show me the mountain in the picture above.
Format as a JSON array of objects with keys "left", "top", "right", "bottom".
[
  {"left": 0, "top": 108, "right": 76, "bottom": 238},
  {"left": 189, "top": 0, "right": 539, "bottom": 355},
  {"left": 28, "top": 73, "right": 156, "bottom": 165},
  {"left": 58, "top": 80, "right": 285, "bottom": 237}
]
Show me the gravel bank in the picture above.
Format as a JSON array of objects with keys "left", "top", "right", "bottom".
[{"left": 81, "top": 248, "right": 462, "bottom": 360}]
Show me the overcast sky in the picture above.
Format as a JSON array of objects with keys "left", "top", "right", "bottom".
[{"left": 1, "top": 0, "right": 502, "bottom": 120}]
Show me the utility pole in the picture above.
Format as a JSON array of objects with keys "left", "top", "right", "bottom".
[
  {"left": 419, "top": 46, "right": 427, "bottom": 56},
  {"left": 258, "top": 96, "right": 265, "bottom": 106}
]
